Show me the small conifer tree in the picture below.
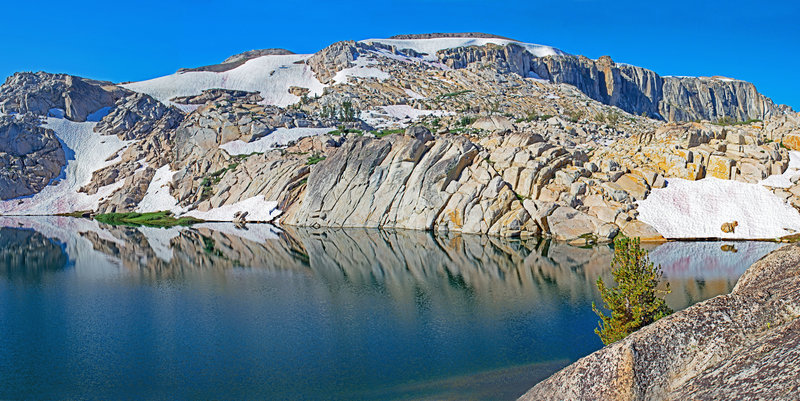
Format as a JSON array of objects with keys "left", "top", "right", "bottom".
[{"left": 593, "top": 236, "right": 673, "bottom": 345}]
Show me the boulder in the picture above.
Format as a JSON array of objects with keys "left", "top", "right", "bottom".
[
  {"left": 622, "top": 220, "right": 666, "bottom": 242},
  {"left": 519, "top": 244, "right": 800, "bottom": 400}
]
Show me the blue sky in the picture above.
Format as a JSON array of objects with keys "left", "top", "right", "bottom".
[{"left": 2, "top": 0, "right": 798, "bottom": 109}]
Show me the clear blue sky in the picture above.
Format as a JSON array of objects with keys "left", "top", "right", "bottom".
[{"left": 2, "top": 0, "right": 798, "bottom": 109}]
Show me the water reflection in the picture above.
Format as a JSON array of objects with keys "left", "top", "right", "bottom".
[
  {"left": 0, "top": 226, "right": 68, "bottom": 282},
  {"left": 0, "top": 217, "right": 784, "bottom": 400},
  {"left": 0, "top": 216, "right": 783, "bottom": 312}
]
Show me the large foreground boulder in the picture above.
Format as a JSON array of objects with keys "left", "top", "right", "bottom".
[{"left": 519, "top": 243, "right": 800, "bottom": 400}]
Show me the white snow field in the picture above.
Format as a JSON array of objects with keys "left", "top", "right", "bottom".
[
  {"left": 361, "top": 105, "right": 453, "bottom": 128},
  {"left": 759, "top": 151, "right": 800, "bottom": 188},
  {"left": 136, "top": 165, "right": 186, "bottom": 214},
  {"left": 122, "top": 54, "right": 326, "bottom": 108},
  {"left": 219, "top": 127, "right": 335, "bottom": 155},
  {"left": 360, "top": 37, "right": 566, "bottom": 61},
  {"left": 0, "top": 115, "right": 131, "bottom": 215},
  {"left": 637, "top": 176, "right": 800, "bottom": 239},
  {"left": 184, "top": 195, "right": 281, "bottom": 222},
  {"left": 332, "top": 57, "right": 391, "bottom": 85}
]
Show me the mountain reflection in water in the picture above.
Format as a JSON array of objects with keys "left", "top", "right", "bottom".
[{"left": 0, "top": 217, "right": 784, "bottom": 400}]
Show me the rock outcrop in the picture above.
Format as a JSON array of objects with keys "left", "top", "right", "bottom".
[
  {"left": 177, "top": 48, "right": 296, "bottom": 73},
  {"left": 519, "top": 243, "right": 800, "bottom": 401},
  {"left": 0, "top": 114, "right": 65, "bottom": 200},
  {"left": 0, "top": 72, "right": 127, "bottom": 121},
  {"left": 659, "top": 76, "right": 783, "bottom": 122},
  {"left": 531, "top": 55, "right": 664, "bottom": 118},
  {"left": 528, "top": 55, "right": 785, "bottom": 122}
]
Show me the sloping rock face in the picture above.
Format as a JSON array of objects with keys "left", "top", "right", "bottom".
[
  {"left": 94, "top": 92, "right": 183, "bottom": 140},
  {"left": 519, "top": 243, "right": 800, "bottom": 401},
  {"left": 438, "top": 43, "right": 534, "bottom": 77},
  {"left": 306, "top": 41, "right": 360, "bottom": 84},
  {"left": 0, "top": 114, "right": 65, "bottom": 200},
  {"left": 0, "top": 72, "right": 127, "bottom": 121},
  {"left": 83, "top": 92, "right": 184, "bottom": 212}
]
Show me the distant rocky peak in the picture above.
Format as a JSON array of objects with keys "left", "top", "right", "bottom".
[
  {"left": 0, "top": 71, "right": 127, "bottom": 122},
  {"left": 222, "top": 48, "right": 295, "bottom": 64},
  {"left": 178, "top": 48, "right": 296, "bottom": 74},
  {"left": 388, "top": 32, "right": 518, "bottom": 40}
]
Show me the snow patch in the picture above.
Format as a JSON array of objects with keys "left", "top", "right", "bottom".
[
  {"left": 638, "top": 177, "right": 800, "bottom": 239},
  {"left": 404, "top": 89, "right": 425, "bottom": 99},
  {"left": 136, "top": 165, "right": 186, "bottom": 214},
  {"left": 122, "top": 54, "right": 326, "bottom": 108},
  {"left": 0, "top": 117, "right": 132, "bottom": 215},
  {"left": 220, "top": 127, "right": 335, "bottom": 155},
  {"left": 332, "top": 58, "right": 390, "bottom": 85},
  {"left": 361, "top": 105, "right": 452, "bottom": 129},
  {"left": 86, "top": 106, "right": 112, "bottom": 122},
  {"left": 759, "top": 151, "right": 800, "bottom": 188},
  {"left": 183, "top": 195, "right": 281, "bottom": 222}
]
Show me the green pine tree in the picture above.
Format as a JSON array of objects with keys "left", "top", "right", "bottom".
[{"left": 592, "top": 236, "right": 673, "bottom": 345}]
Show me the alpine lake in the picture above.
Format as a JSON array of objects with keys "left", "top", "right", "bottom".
[{"left": 0, "top": 217, "right": 782, "bottom": 400}]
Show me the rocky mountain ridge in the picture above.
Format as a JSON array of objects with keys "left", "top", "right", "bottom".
[{"left": 0, "top": 33, "right": 798, "bottom": 243}]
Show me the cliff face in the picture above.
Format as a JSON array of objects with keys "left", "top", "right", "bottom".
[
  {"left": 530, "top": 55, "right": 664, "bottom": 118},
  {"left": 529, "top": 55, "right": 786, "bottom": 122},
  {"left": 659, "top": 76, "right": 783, "bottom": 122},
  {"left": 434, "top": 46, "right": 786, "bottom": 122},
  {"left": 519, "top": 243, "right": 800, "bottom": 401}
]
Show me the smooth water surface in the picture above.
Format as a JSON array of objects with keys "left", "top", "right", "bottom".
[{"left": 0, "top": 217, "right": 782, "bottom": 400}]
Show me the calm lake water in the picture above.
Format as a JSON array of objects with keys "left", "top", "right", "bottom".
[{"left": 0, "top": 217, "right": 782, "bottom": 400}]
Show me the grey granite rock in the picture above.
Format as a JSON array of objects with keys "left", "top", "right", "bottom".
[
  {"left": 0, "top": 114, "right": 65, "bottom": 200},
  {"left": 0, "top": 72, "right": 127, "bottom": 121},
  {"left": 519, "top": 243, "right": 800, "bottom": 401}
]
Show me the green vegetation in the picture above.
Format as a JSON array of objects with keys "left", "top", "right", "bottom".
[
  {"left": 458, "top": 116, "right": 477, "bottom": 126},
  {"left": 592, "top": 236, "right": 673, "bottom": 345},
  {"left": 306, "top": 153, "right": 326, "bottom": 165},
  {"left": 437, "top": 90, "right": 473, "bottom": 99},
  {"left": 605, "top": 110, "right": 621, "bottom": 128},
  {"left": 320, "top": 101, "right": 358, "bottom": 122},
  {"left": 372, "top": 129, "right": 404, "bottom": 138},
  {"left": 199, "top": 163, "right": 239, "bottom": 201},
  {"left": 202, "top": 235, "right": 224, "bottom": 257},
  {"left": 565, "top": 109, "right": 585, "bottom": 123},
  {"left": 94, "top": 211, "right": 202, "bottom": 228},
  {"left": 517, "top": 112, "right": 554, "bottom": 123},
  {"left": 714, "top": 117, "right": 763, "bottom": 126},
  {"left": 329, "top": 125, "right": 363, "bottom": 136},
  {"left": 55, "top": 211, "right": 92, "bottom": 218}
]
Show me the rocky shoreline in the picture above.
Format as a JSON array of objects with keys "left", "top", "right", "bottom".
[{"left": 518, "top": 242, "right": 800, "bottom": 400}]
